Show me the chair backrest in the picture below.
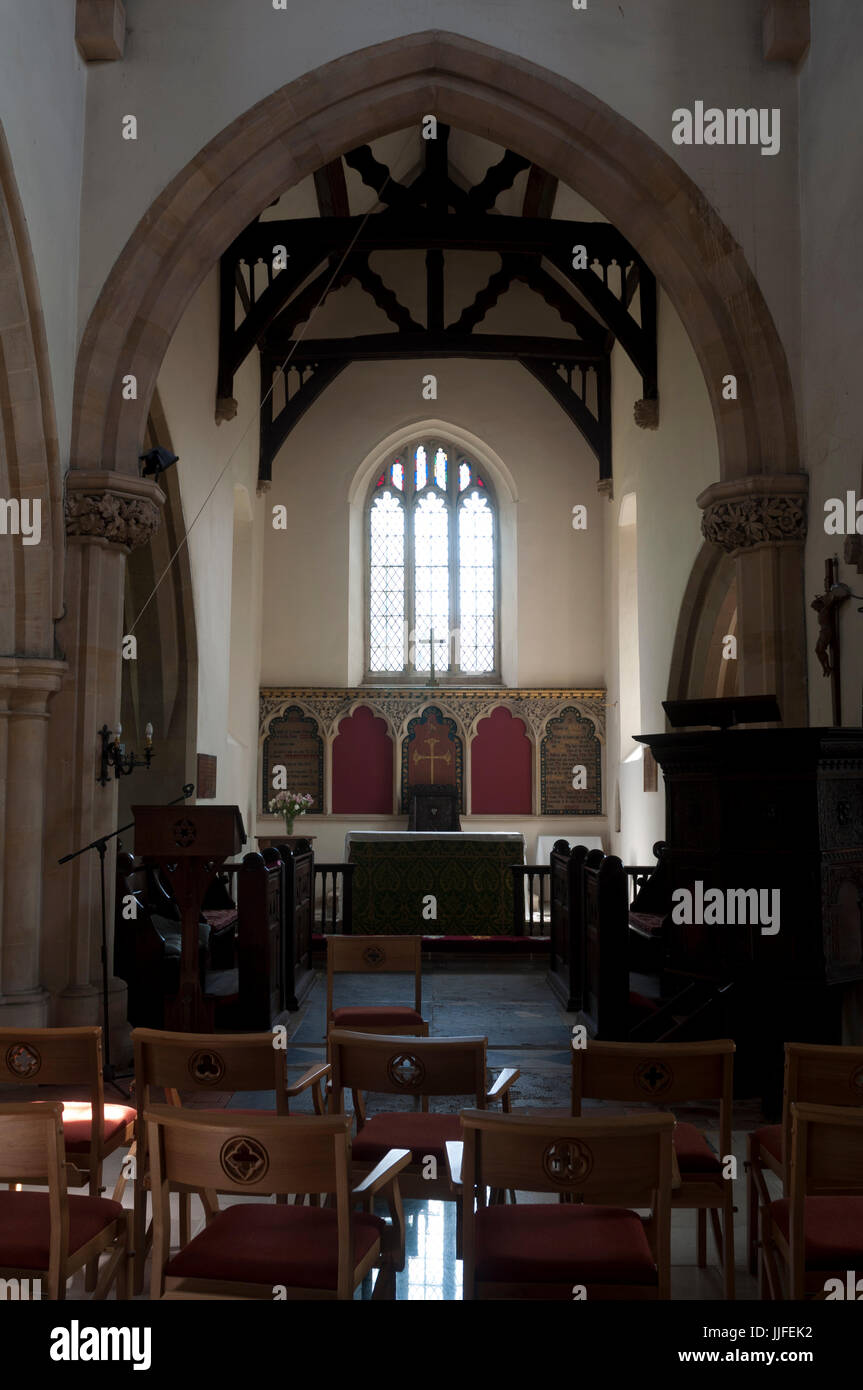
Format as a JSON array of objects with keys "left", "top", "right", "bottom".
[
  {"left": 329, "top": 1030, "right": 486, "bottom": 1109},
  {"left": 145, "top": 1105, "right": 355, "bottom": 1296},
  {"left": 572, "top": 1039, "right": 735, "bottom": 1158},
  {"left": 782, "top": 1043, "right": 863, "bottom": 1173},
  {"left": 132, "top": 1028, "right": 289, "bottom": 1116},
  {"left": 326, "top": 935, "right": 422, "bottom": 1021},
  {"left": 460, "top": 1110, "right": 674, "bottom": 1294},
  {"left": 0, "top": 1101, "right": 67, "bottom": 1185},
  {"left": 0, "top": 1102, "right": 69, "bottom": 1293},
  {"left": 0, "top": 1026, "right": 107, "bottom": 1171},
  {"left": 785, "top": 1102, "right": 863, "bottom": 1297}
]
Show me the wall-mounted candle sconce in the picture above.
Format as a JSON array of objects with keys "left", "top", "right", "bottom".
[{"left": 98, "top": 721, "right": 155, "bottom": 786}]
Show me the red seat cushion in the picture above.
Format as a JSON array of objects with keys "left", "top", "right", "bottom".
[
  {"left": 752, "top": 1124, "right": 783, "bottom": 1166},
  {"left": 164, "top": 1202, "right": 384, "bottom": 1290},
  {"left": 59, "top": 1101, "right": 136, "bottom": 1154},
  {"left": 475, "top": 1204, "right": 657, "bottom": 1285},
  {"left": 331, "top": 1006, "right": 424, "bottom": 1028},
  {"left": 0, "top": 1191, "right": 124, "bottom": 1267},
  {"left": 351, "top": 1112, "right": 462, "bottom": 1166},
  {"left": 629, "top": 991, "right": 659, "bottom": 1014},
  {"left": 769, "top": 1197, "right": 863, "bottom": 1268},
  {"left": 673, "top": 1122, "right": 721, "bottom": 1174}
]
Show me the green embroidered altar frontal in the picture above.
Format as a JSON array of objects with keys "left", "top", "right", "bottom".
[{"left": 346, "top": 832, "right": 525, "bottom": 935}]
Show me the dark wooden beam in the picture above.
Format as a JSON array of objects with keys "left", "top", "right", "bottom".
[
  {"left": 522, "top": 165, "right": 558, "bottom": 220},
  {"left": 506, "top": 255, "right": 609, "bottom": 345},
  {"left": 426, "top": 251, "right": 445, "bottom": 333},
  {"left": 313, "top": 159, "right": 350, "bottom": 219},
  {"left": 259, "top": 358, "right": 349, "bottom": 481},
  {"left": 262, "top": 331, "right": 606, "bottom": 362},
  {"left": 465, "top": 149, "right": 532, "bottom": 212},
  {"left": 342, "top": 145, "right": 416, "bottom": 211},
  {"left": 521, "top": 358, "right": 611, "bottom": 476},
  {"left": 237, "top": 212, "right": 635, "bottom": 260},
  {"left": 353, "top": 256, "right": 424, "bottom": 333},
  {"left": 447, "top": 260, "right": 515, "bottom": 335}
]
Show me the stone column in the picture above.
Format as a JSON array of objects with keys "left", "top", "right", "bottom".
[
  {"left": 0, "top": 659, "right": 67, "bottom": 1024},
  {"left": 42, "top": 472, "right": 164, "bottom": 1058},
  {"left": 697, "top": 474, "right": 809, "bottom": 725}
]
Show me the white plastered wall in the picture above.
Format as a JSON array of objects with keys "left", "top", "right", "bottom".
[
  {"left": 605, "top": 290, "right": 720, "bottom": 866},
  {"left": 156, "top": 269, "right": 264, "bottom": 840}
]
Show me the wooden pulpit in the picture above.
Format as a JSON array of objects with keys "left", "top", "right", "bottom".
[{"left": 132, "top": 804, "right": 246, "bottom": 1032}]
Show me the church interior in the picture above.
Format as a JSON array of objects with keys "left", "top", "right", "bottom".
[{"left": 1, "top": 0, "right": 862, "bottom": 1321}]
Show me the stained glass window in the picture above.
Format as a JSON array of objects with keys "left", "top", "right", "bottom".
[{"left": 367, "top": 441, "right": 497, "bottom": 679}]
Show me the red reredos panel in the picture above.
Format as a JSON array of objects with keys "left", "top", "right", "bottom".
[
  {"left": 471, "top": 706, "right": 532, "bottom": 814},
  {"left": 332, "top": 705, "right": 393, "bottom": 813}
]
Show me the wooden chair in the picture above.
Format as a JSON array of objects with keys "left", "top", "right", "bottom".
[
  {"left": 572, "top": 1038, "right": 736, "bottom": 1298},
  {"left": 326, "top": 935, "right": 427, "bottom": 1037},
  {"left": 328, "top": 1029, "right": 518, "bottom": 1204},
  {"left": 0, "top": 1026, "right": 134, "bottom": 1199},
  {"left": 146, "top": 1105, "right": 410, "bottom": 1300},
  {"left": 130, "top": 1027, "right": 330, "bottom": 1292},
  {"left": 454, "top": 1110, "right": 674, "bottom": 1300},
  {"left": 0, "top": 1103, "right": 130, "bottom": 1299},
  {"left": 760, "top": 1102, "right": 863, "bottom": 1300},
  {"left": 746, "top": 1042, "right": 863, "bottom": 1278}
]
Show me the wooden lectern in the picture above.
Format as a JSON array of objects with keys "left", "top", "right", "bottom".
[{"left": 132, "top": 804, "right": 246, "bottom": 1032}]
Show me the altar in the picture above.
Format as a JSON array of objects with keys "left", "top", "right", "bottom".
[{"left": 345, "top": 831, "right": 526, "bottom": 935}]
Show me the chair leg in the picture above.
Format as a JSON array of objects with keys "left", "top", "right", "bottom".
[
  {"left": 696, "top": 1208, "right": 707, "bottom": 1267},
  {"left": 371, "top": 1264, "right": 397, "bottom": 1300},
  {"left": 178, "top": 1190, "right": 191, "bottom": 1247},
  {"left": 723, "top": 1197, "right": 736, "bottom": 1300},
  {"left": 746, "top": 1137, "right": 759, "bottom": 1277},
  {"left": 133, "top": 1183, "right": 148, "bottom": 1295}
]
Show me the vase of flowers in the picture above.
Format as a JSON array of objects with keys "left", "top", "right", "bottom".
[{"left": 268, "top": 790, "right": 314, "bottom": 838}]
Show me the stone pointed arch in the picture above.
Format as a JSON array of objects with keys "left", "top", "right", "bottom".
[{"left": 71, "top": 31, "right": 797, "bottom": 487}]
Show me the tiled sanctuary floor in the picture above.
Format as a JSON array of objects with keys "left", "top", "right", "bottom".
[{"left": 18, "top": 966, "right": 777, "bottom": 1300}]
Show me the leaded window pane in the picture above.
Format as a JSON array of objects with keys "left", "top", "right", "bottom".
[
  {"left": 414, "top": 491, "right": 450, "bottom": 671},
  {"left": 369, "top": 490, "right": 405, "bottom": 672},
  {"left": 458, "top": 490, "right": 495, "bottom": 672}
]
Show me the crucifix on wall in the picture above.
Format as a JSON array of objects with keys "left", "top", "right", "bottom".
[{"left": 811, "top": 557, "right": 850, "bottom": 726}]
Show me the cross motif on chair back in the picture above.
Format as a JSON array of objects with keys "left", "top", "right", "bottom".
[
  {"left": 634, "top": 1060, "right": 673, "bottom": 1095},
  {"left": 188, "top": 1049, "right": 226, "bottom": 1085},
  {"left": 362, "top": 946, "right": 386, "bottom": 968},
  {"left": 219, "top": 1135, "right": 270, "bottom": 1185},
  {"left": 543, "top": 1139, "right": 594, "bottom": 1184},
  {"left": 387, "top": 1053, "right": 425, "bottom": 1088},
  {"left": 851, "top": 1065, "right": 863, "bottom": 1099},
  {"left": 4, "top": 1043, "right": 41, "bottom": 1078}
]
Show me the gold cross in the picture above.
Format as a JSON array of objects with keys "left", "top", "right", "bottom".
[{"left": 412, "top": 737, "right": 451, "bottom": 781}]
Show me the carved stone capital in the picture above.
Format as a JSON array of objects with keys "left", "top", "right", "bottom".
[
  {"left": 64, "top": 470, "right": 165, "bottom": 551},
  {"left": 215, "top": 396, "right": 238, "bottom": 424},
  {"left": 697, "top": 474, "right": 808, "bottom": 554}
]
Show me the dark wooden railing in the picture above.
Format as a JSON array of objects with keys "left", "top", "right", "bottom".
[
  {"left": 625, "top": 865, "right": 656, "bottom": 904},
  {"left": 313, "top": 863, "right": 354, "bottom": 934},
  {"left": 510, "top": 864, "right": 552, "bottom": 937}
]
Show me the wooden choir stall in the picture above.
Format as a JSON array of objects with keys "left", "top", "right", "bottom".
[{"left": 547, "top": 698, "right": 863, "bottom": 1106}]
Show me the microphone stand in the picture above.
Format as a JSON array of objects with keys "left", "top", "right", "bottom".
[{"left": 58, "top": 783, "right": 195, "bottom": 1089}]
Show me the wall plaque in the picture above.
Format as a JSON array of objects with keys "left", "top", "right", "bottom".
[
  {"left": 540, "top": 706, "right": 602, "bottom": 815},
  {"left": 261, "top": 705, "right": 324, "bottom": 813}
]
